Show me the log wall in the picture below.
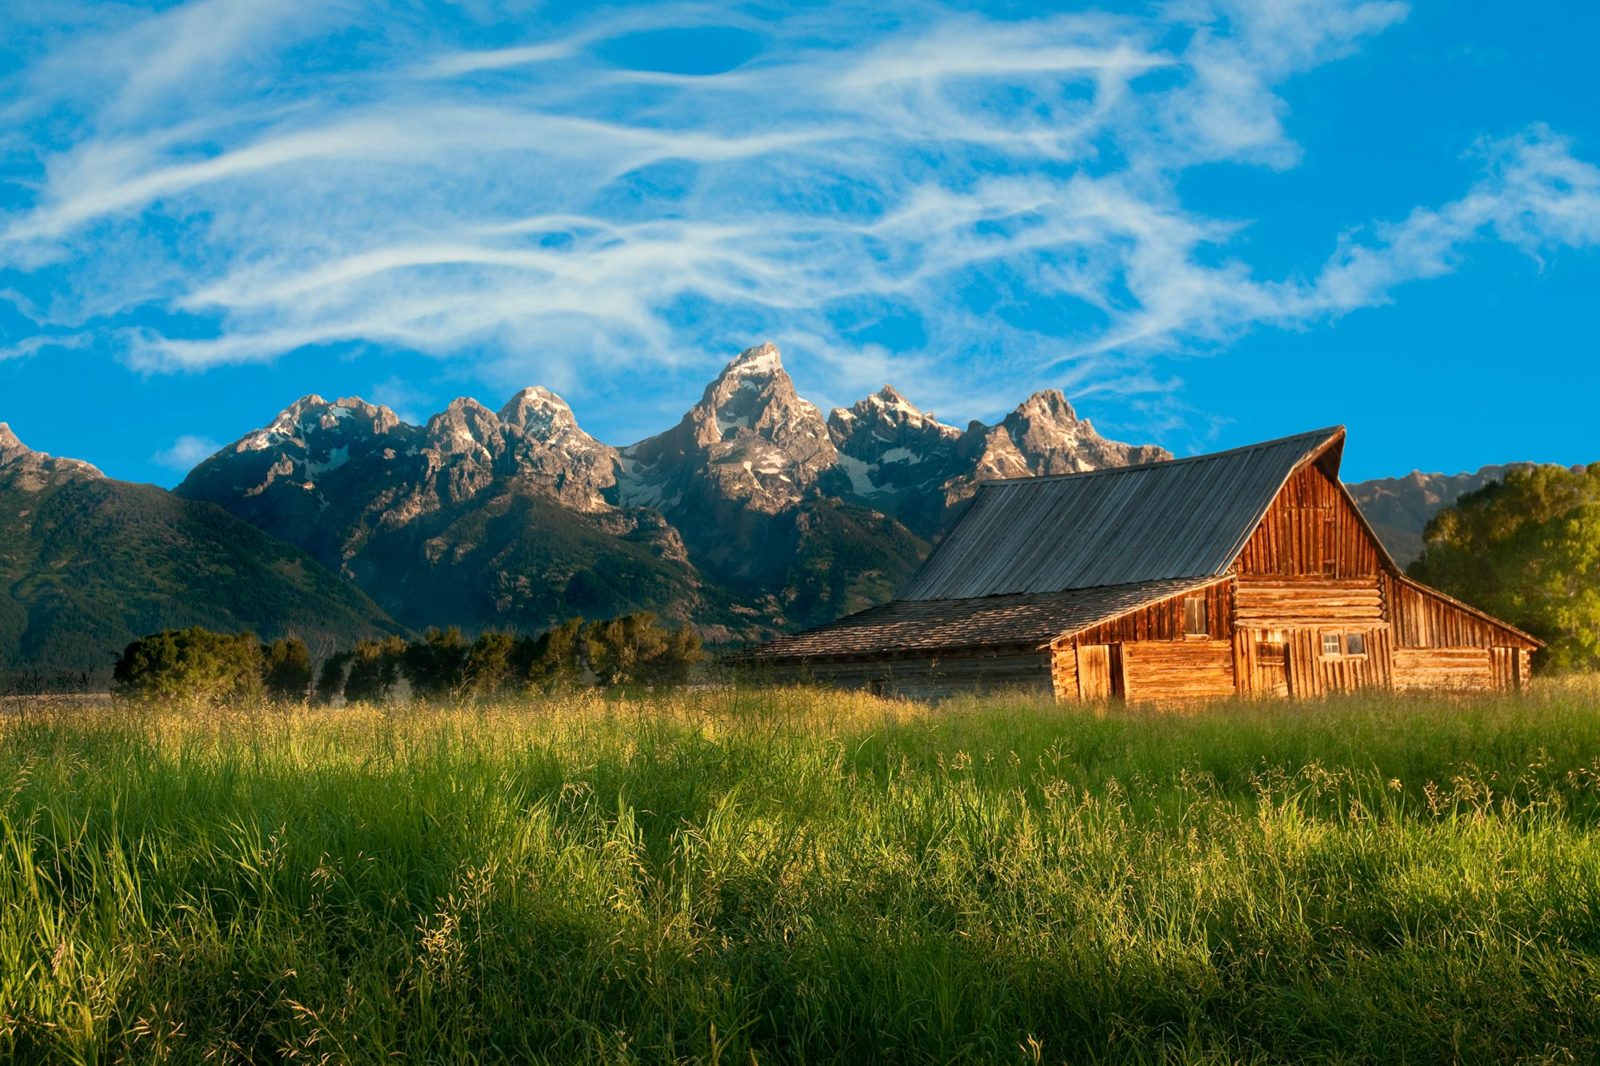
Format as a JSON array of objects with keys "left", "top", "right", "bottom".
[
  {"left": 1072, "top": 580, "right": 1232, "bottom": 645},
  {"left": 1392, "top": 647, "right": 1495, "bottom": 691},
  {"left": 1385, "top": 574, "right": 1536, "bottom": 651},
  {"left": 1233, "top": 578, "right": 1384, "bottom": 628},
  {"left": 1121, "top": 641, "right": 1235, "bottom": 703}
]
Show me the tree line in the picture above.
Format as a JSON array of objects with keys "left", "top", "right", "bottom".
[{"left": 111, "top": 612, "right": 703, "bottom": 705}]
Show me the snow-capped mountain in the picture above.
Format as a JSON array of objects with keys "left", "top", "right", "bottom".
[
  {"left": 174, "top": 341, "right": 1172, "bottom": 638},
  {"left": 619, "top": 342, "right": 837, "bottom": 517}
]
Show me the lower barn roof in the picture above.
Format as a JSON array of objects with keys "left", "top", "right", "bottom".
[{"left": 750, "top": 577, "right": 1218, "bottom": 661}]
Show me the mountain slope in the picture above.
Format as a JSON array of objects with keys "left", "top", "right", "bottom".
[
  {"left": 178, "top": 393, "right": 705, "bottom": 634},
  {"left": 1346, "top": 466, "right": 1529, "bottom": 565},
  {"left": 0, "top": 424, "right": 397, "bottom": 686}
]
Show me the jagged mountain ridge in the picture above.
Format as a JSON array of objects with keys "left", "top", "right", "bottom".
[
  {"left": 178, "top": 388, "right": 706, "bottom": 638},
  {"left": 177, "top": 343, "right": 1172, "bottom": 639},
  {"left": 0, "top": 423, "right": 398, "bottom": 686}
]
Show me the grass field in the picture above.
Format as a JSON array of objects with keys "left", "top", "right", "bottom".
[{"left": 4, "top": 684, "right": 1600, "bottom": 1064}]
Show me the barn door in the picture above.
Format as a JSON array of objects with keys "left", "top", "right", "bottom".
[
  {"left": 1255, "top": 641, "right": 1291, "bottom": 698},
  {"left": 1076, "top": 644, "right": 1123, "bottom": 701}
]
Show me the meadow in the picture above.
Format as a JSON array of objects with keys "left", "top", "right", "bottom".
[{"left": 4, "top": 684, "right": 1600, "bottom": 1064}]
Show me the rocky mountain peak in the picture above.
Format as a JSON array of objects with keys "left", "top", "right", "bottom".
[
  {"left": 827, "top": 384, "right": 963, "bottom": 522},
  {"left": 721, "top": 340, "right": 784, "bottom": 377},
  {"left": 620, "top": 343, "right": 836, "bottom": 517},
  {"left": 240, "top": 394, "right": 404, "bottom": 454},
  {"left": 0, "top": 423, "right": 104, "bottom": 489},
  {"left": 493, "top": 387, "right": 619, "bottom": 513},
  {"left": 938, "top": 390, "right": 1173, "bottom": 506},
  {"left": 1011, "top": 388, "right": 1077, "bottom": 424},
  {"left": 692, "top": 342, "right": 828, "bottom": 450},
  {"left": 499, "top": 386, "right": 580, "bottom": 441},
  {"left": 426, "top": 398, "right": 503, "bottom": 459},
  {"left": 0, "top": 422, "right": 25, "bottom": 463},
  {"left": 830, "top": 384, "right": 961, "bottom": 442}
]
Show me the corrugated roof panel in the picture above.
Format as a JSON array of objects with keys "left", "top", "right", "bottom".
[{"left": 899, "top": 427, "right": 1342, "bottom": 600}]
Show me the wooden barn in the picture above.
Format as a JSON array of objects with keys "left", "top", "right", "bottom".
[{"left": 748, "top": 427, "right": 1541, "bottom": 702}]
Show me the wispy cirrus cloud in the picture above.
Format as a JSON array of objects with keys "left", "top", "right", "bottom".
[{"left": 1, "top": 0, "right": 1597, "bottom": 430}]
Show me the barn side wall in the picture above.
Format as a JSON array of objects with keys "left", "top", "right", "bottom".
[{"left": 1383, "top": 574, "right": 1537, "bottom": 691}]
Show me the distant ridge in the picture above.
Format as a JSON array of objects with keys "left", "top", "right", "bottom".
[{"left": 0, "top": 424, "right": 399, "bottom": 686}]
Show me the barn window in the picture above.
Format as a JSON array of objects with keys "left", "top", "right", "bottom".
[
  {"left": 1344, "top": 632, "right": 1367, "bottom": 656},
  {"left": 1321, "top": 632, "right": 1343, "bottom": 657},
  {"left": 1184, "top": 596, "right": 1208, "bottom": 638}
]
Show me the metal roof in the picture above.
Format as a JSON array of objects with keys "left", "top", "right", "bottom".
[
  {"left": 749, "top": 577, "right": 1224, "bottom": 660},
  {"left": 898, "top": 427, "right": 1345, "bottom": 600}
]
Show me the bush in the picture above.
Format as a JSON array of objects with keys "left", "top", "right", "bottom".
[
  {"left": 262, "top": 637, "right": 312, "bottom": 702},
  {"left": 112, "top": 628, "right": 263, "bottom": 705}
]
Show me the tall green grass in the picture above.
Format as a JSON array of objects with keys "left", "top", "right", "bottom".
[{"left": 4, "top": 682, "right": 1600, "bottom": 1063}]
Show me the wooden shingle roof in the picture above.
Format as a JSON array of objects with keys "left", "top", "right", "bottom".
[
  {"left": 752, "top": 577, "right": 1222, "bottom": 661},
  {"left": 899, "top": 427, "right": 1345, "bottom": 600}
]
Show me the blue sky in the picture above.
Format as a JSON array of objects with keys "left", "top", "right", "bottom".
[{"left": 1, "top": 0, "right": 1597, "bottom": 486}]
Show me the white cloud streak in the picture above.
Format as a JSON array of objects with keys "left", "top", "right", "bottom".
[
  {"left": 1, "top": 0, "right": 1597, "bottom": 428},
  {"left": 152, "top": 434, "right": 221, "bottom": 470}
]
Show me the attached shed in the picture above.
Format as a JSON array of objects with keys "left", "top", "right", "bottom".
[{"left": 747, "top": 427, "right": 1540, "bottom": 702}]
